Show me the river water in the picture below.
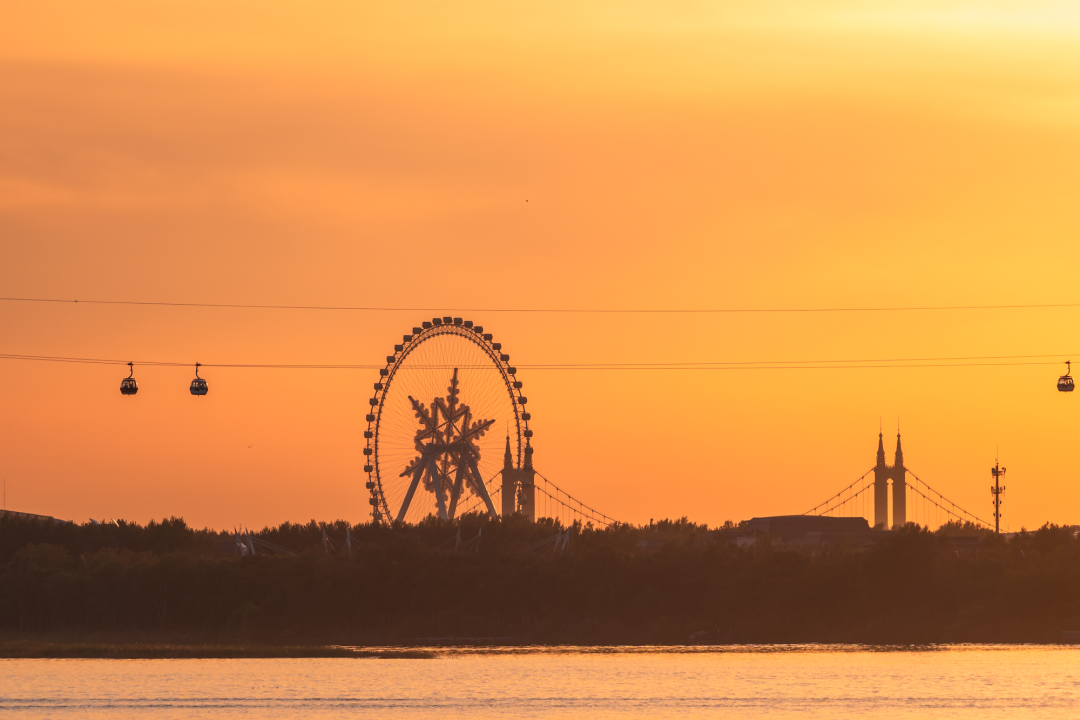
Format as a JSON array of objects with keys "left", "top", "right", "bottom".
[{"left": 1, "top": 645, "right": 1078, "bottom": 718}]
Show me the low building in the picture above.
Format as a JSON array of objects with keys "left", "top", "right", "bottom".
[
  {"left": 0, "top": 509, "right": 68, "bottom": 525},
  {"left": 745, "top": 515, "right": 871, "bottom": 543}
]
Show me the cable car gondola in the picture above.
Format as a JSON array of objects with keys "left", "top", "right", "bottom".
[
  {"left": 190, "top": 363, "right": 208, "bottom": 396},
  {"left": 1058, "top": 360, "right": 1074, "bottom": 393},
  {"left": 120, "top": 362, "right": 138, "bottom": 395}
]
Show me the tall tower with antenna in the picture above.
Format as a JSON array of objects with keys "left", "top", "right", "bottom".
[{"left": 990, "top": 455, "right": 1007, "bottom": 534}]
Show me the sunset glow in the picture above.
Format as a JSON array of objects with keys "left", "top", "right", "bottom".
[{"left": 4, "top": 1, "right": 1080, "bottom": 531}]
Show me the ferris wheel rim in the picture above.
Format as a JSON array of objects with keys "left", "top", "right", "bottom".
[{"left": 364, "top": 318, "right": 531, "bottom": 524}]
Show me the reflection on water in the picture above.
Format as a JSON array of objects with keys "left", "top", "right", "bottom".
[{"left": 2, "top": 645, "right": 1079, "bottom": 718}]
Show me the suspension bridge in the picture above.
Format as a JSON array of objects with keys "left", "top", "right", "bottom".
[
  {"left": 802, "top": 432, "right": 993, "bottom": 530},
  {"left": 453, "top": 469, "right": 618, "bottom": 529}
]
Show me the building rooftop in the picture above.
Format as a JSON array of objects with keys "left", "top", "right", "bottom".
[{"left": 746, "top": 515, "right": 871, "bottom": 542}]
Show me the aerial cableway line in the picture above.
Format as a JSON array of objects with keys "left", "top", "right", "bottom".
[{"left": 10, "top": 295, "right": 1080, "bottom": 314}]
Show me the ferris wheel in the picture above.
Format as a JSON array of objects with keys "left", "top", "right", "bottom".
[{"left": 364, "top": 317, "right": 532, "bottom": 524}]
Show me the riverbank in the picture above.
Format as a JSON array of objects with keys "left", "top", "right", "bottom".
[
  {"left": 4, "top": 513, "right": 1078, "bottom": 645},
  {"left": 0, "top": 639, "right": 434, "bottom": 659}
]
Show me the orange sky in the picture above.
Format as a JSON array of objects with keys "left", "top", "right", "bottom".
[{"left": 3, "top": 1, "right": 1080, "bottom": 530}]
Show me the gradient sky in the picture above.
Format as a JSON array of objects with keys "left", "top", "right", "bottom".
[{"left": 3, "top": 1, "right": 1080, "bottom": 530}]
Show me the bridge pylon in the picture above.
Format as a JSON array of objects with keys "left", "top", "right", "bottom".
[
  {"left": 873, "top": 430, "right": 907, "bottom": 529},
  {"left": 502, "top": 434, "right": 537, "bottom": 522},
  {"left": 501, "top": 435, "right": 517, "bottom": 519},
  {"left": 519, "top": 443, "right": 536, "bottom": 522}
]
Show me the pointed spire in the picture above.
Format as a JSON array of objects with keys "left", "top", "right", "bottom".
[
  {"left": 876, "top": 430, "right": 886, "bottom": 466},
  {"left": 503, "top": 435, "right": 513, "bottom": 469},
  {"left": 894, "top": 428, "right": 904, "bottom": 468}
]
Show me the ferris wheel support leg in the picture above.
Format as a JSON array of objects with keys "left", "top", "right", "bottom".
[
  {"left": 396, "top": 460, "right": 426, "bottom": 524},
  {"left": 428, "top": 456, "right": 450, "bottom": 522},
  {"left": 447, "top": 463, "right": 467, "bottom": 521},
  {"left": 468, "top": 457, "right": 500, "bottom": 521}
]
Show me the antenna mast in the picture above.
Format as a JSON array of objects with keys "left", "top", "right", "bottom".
[{"left": 990, "top": 457, "right": 1007, "bottom": 535}]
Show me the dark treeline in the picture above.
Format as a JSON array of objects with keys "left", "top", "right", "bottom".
[{"left": 2, "top": 512, "right": 1079, "bottom": 645}]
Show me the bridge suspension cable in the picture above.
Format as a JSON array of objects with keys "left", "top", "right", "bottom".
[
  {"left": 905, "top": 469, "right": 993, "bottom": 529},
  {"left": 804, "top": 467, "right": 993, "bottom": 530},
  {"left": 454, "top": 475, "right": 503, "bottom": 518},
  {"left": 533, "top": 471, "right": 618, "bottom": 528},
  {"left": 802, "top": 468, "right": 875, "bottom": 515},
  {"left": 456, "top": 469, "right": 618, "bottom": 527},
  {"left": 813, "top": 479, "right": 876, "bottom": 518}
]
